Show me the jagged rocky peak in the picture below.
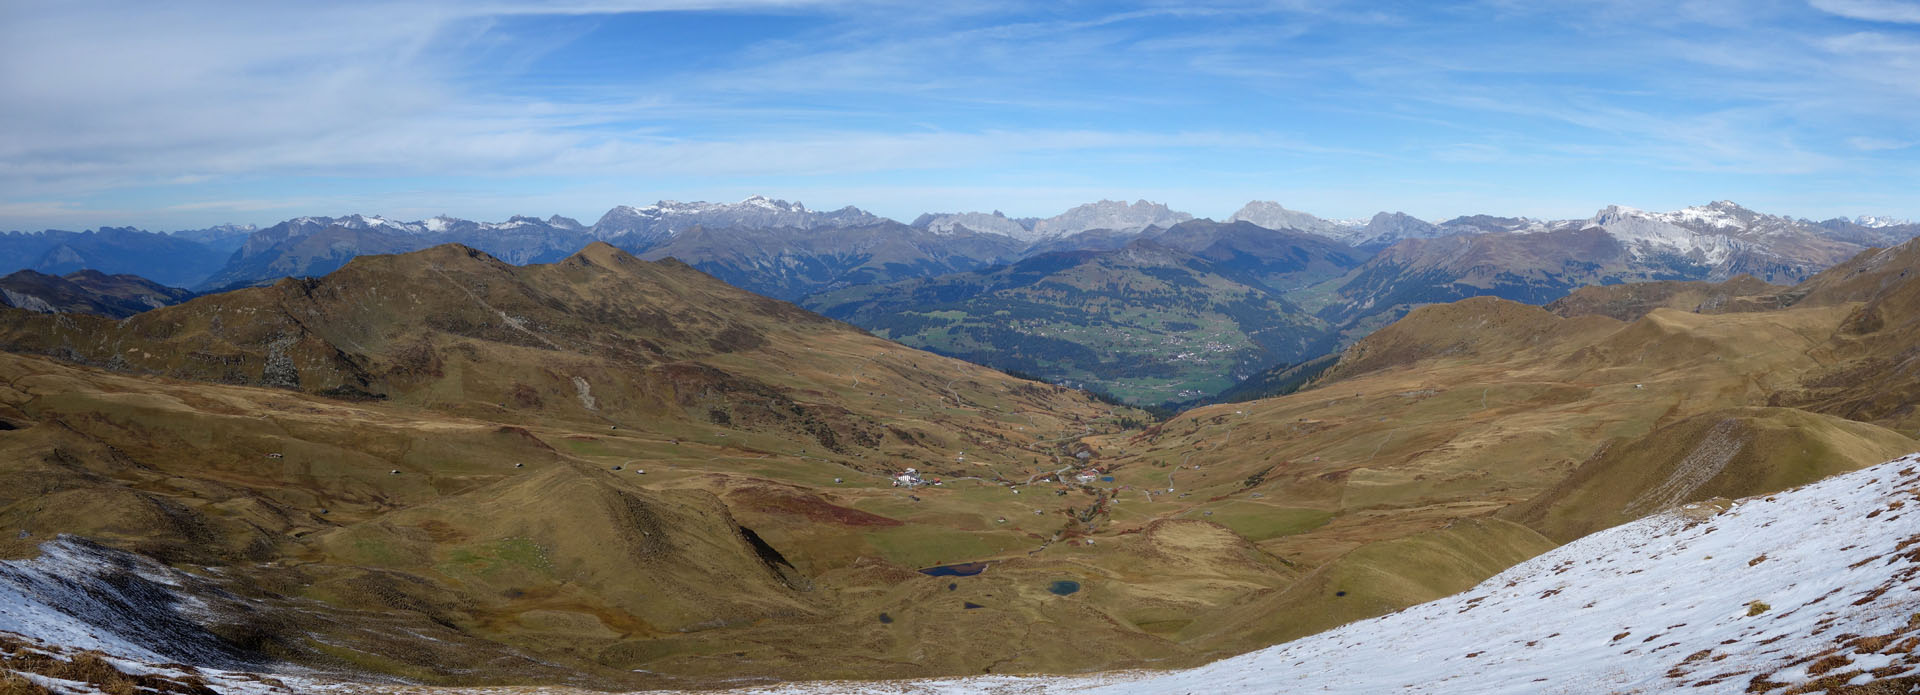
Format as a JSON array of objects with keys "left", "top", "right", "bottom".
[
  {"left": 1031, "top": 199, "right": 1195, "bottom": 238},
  {"left": 1228, "top": 201, "right": 1341, "bottom": 234}
]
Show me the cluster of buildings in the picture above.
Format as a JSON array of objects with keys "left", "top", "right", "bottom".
[{"left": 892, "top": 468, "right": 944, "bottom": 488}]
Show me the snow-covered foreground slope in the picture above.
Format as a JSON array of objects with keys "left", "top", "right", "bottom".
[{"left": 711, "top": 453, "right": 1920, "bottom": 694}]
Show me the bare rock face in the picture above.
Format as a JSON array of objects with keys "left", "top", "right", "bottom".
[{"left": 1031, "top": 199, "right": 1194, "bottom": 238}]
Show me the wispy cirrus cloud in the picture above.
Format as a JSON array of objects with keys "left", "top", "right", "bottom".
[
  {"left": 1810, "top": 0, "right": 1920, "bottom": 23},
  {"left": 2, "top": 0, "right": 1918, "bottom": 229}
]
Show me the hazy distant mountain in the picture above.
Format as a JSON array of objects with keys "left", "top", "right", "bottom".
[
  {"left": 1229, "top": 201, "right": 1463, "bottom": 247},
  {"left": 0, "top": 227, "right": 228, "bottom": 288},
  {"left": 1353, "top": 211, "right": 1445, "bottom": 248},
  {"left": 0, "top": 269, "right": 193, "bottom": 318},
  {"left": 1316, "top": 200, "right": 1920, "bottom": 338},
  {"left": 909, "top": 210, "right": 1040, "bottom": 240},
  {"left": 1435, "top": 214, "right": 1545, "bottom": 235},
  {"left": 1851, "top": 214, "right": 1911, "bottom": 228},
  {"left": 168, "top": 224, "right": 258, "bottom": 254},
  {"left": 1227, "top": 201, "right": 1345, "bottom": 236},
  {"left": 1030, "top": 199, "right": 1194, "bottom": 238},
  {"left": 197, "top": 214, "right": 595, "bottom": 291},
  {"left": 1143, "top": 219, "right": 1369, "bottom": 290},
  {"left": 590, "top": 195, "right": 886, "bottom": 247},
  {"left": 1018, "top": 227, "right": 1152, "bottom": 257},
  {"left": 633, "top": 221, "right": 1025, "bottom": 301},
  {"left": 187, "top": 198, "right": 1030, "bottom": 298}
]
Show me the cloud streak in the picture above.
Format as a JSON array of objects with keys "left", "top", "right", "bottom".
[{"left": 2, "top": 0, "right": 1917, "bottom": 228}]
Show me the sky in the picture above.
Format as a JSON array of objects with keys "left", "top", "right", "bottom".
[{"left": 2, "top": 0, "right": 1917, "bottom": 231}]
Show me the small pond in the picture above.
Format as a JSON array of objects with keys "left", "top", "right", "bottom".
[
  {"left": 918, "top": 562, "right": 989, "bottom": 577},
  {"left": 1047, "top": 580, "right": 1082, "bottom": 596}
]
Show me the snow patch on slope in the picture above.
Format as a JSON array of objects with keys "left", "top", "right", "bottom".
[{"left": 0, "top": 537, "right": 258, "bottom": 668}]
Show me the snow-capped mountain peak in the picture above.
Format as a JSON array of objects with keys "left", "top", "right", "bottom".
[
  {"left": 332, "top": 214, "right": 427, "bottom": 234},
  {"left": 588, "top": 196, "right": 886, "bottom": 242},
  {"left": 1856, "top": 215, "right": 1913, "bottom": 228}
]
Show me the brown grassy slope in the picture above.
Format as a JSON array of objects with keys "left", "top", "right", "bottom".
[
  {"left": 0, "top": 346, "right": 1269, "bottom": 685},
  {"left": 1771, "top": 240, "right": 1920, "bottom": 432},
  {"left": 0, "top": 242, "right": 1116, "bottom": 474},
  {"left": 1544, "top": 274, "right": 1786, "bottom": 321},
  {"left": 1504, "top": 406, "right": 1918, "bottom": 542},
  {"left": 1085, "top": 266, "right": 1916, "bottom": 660}
]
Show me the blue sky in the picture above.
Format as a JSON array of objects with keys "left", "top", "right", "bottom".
[{"left": 2, "top": 0, "right": 1917, "bottom": 230}]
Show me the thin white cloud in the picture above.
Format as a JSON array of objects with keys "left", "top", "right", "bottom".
[
  {"left": 1809, "top": 0, "right": 1920, "bottom": 23},
  {"left": 1848, "top": 136, "right": 1916, "bottom": 150}
]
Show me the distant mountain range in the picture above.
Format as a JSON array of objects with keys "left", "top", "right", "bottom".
[
  {"left": 6, "top": 196, "right": 1910, "bottom": 293},
  {"left": 0, "top": 226, "right": 236, "bottom": 288},
  {"left": 4, "top": 197, "right": 1915, "bottom": 403}
]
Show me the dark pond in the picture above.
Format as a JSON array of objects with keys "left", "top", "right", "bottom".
[
  {"left": 1047, "top": 580, "right": 1081, "bottom": 596},
  {"left": 918, "top": 562, "right": 989, "bottom": 577}
]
